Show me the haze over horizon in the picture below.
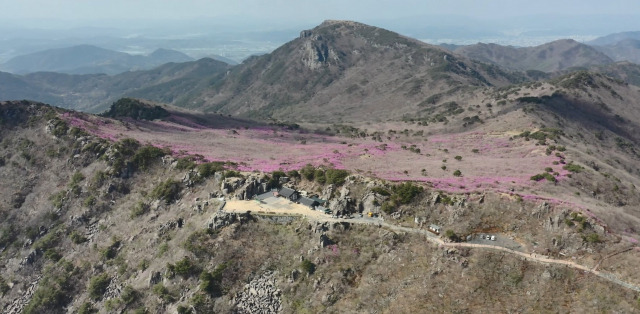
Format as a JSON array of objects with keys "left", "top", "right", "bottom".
[{"left": 2, "top": 0, "right": 640, "bottom": 63}]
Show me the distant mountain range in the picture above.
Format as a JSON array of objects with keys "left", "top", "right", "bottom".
[
  {"left": 0, "top": 45, "right": 194, "bottom": 75},
  {"left": 453, "top": 39, "right": 614, "bottom": 72},
  {"left": 1, "top": 22, "right": 640, "bottom": 120},
  {"left": 0, "top": 58, "right": 231, "bottom": 112}
]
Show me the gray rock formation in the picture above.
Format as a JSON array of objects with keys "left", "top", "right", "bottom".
[
  {"left": 205, "top": 211, "right": 249, "bottom": 230},
  {"left": 321, "top": 184, "right": 334, "bottom": 200},
  {"left": 221, "top": 177, "right": 245, "bottom": 195},
  {"left": 544, "top": 210, "right": 568, "bottom": 231},
  {"left": 234, "top": 176, "right": 266, "bottom": 200},
  {"left": 5, "top": 275, "right": 41, "bottom": 314},
  {"left": 234, "top": 271, "right": 282, "bottom": 313}
]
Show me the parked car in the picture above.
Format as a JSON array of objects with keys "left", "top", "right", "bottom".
[{"left": 490, "top": 235, "right": 496, "bottom": 241}]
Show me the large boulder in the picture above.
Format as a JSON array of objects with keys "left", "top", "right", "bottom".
[{"left": 234, "top": 176, "right": 265, "bottom": 200}]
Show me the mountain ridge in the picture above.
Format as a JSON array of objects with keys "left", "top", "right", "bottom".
[
  {"left": 453, "top": 39, "right": 614, "bottom": 72},
  {"left": 0, "top": 45, "right": 194, "bottom": 75}
]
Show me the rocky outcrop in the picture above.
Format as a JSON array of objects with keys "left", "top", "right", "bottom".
[
  {"left": 234, "top": 176, "right": 267, "bottom": 200},
  {"left": 300, "top": 33, "right": 340, "bottom": 70},
  {"left": 532, "top": 202, "right": 551, "bottom": 219},
  {"left": 544, "top": 210, "right": 568, "bottom": 231},
  {"left": 234, "top": 271, "right": 282, "bottom": 313},
  {"left": 149, "top": 271, "right": 163, "bottom": 287},
  {"left": 20, "top": 249, "right": 40, "bottom": 266},
  {"left": 321, "top": 184, "right": 334, "bottom": 201},
  {"left": 429, "top": 193, "right": 441, "bottom": 206},
  {"left": 221, "top": 177, "right": 245, "bottom": 195},
  {"left": 182, "top": 169, "right": 199, "bottom": 187},
  {"left": 360, "top": 192, "right": 383, "bottom": 214},
  {"left": 319, "top": 234, "right": 334, "bottom": 248},
  {"left": 205, "top": 211, "right": 249, "bottom": 230},
  {"left": 6, "top": 275, "right": 41, "bottom": 314}
]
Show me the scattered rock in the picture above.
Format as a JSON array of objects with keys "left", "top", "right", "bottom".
[
  {"left": 235, "top": 271, "right": 282, "bottom": 313},
  {"left": 5, "top": 275, "right": 41, "bottom": 314}
]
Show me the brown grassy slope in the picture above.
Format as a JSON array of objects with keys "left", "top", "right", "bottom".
[
  {"left": 455, "top": 39, "right": 614, "bottom": 72},
  {"left": 195, "top": 20, "right": 524, "bottom": 123},
  {"left": 1, "top": 102, "right": 640, "bottom": 313}
]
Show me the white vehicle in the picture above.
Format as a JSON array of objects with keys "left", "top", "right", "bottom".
[{"left": 490, "top": 235, "right": 496, "bottom": 241}]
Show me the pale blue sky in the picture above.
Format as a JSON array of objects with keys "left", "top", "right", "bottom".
[{"left": 3, "top": 0, "right": 639, "bottom": 21}]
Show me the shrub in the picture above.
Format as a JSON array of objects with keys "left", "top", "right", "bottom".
[
  {"left": 151, "top": 179, "right": 182, "bottom": 204},
  {"left": 585, "top": 233, "right": 601, "bottom": 243},
  {"left": 454, "top": 155, "right": 462, "bottom": 161},
  {"left": 391, "top": 182, "right": 423, "bottom": 205},
  {"left": 177, "top": 305, "right": 193, "bottom": 314},
  {"left": 314, "top": 169, "right": 326, "bottom": 184},
  {"left": 530, "top": 173, "right": 556, "bottom": 182},
  {"left": 130, "top": 201, "right": 150, "bottom": 218},
  {"left": 88, "top": 273, "right": 111, "bottom": 300},
  {"left": 0, "top": 275, "right": 10, "bottom": 296},
  {"left": 224, "top": 170, "right": 242, "bottom": 178},
  {"left": 44, "top": 248, "right": 62, "bottom": 261},
  {"left": 445, "top": 230, "right": 458, "bottom": 241},
  {"left": 132, "top": 145, "right": 169, "bottom": 170},
  {"left": 83, "top": 195, "right": 96, "bottom": 207},
  {"left": 101, "top": 239, "right": 121, "bottom": 260},
  {"left": 453, "top": 170, "right": 462, "bottom": 177},
  {"left": 172, "top": 257, "right": 198, "bottom": 278},
  {"left": 23, "top": 260, "right": 77, "bottom": 313},
  {"left": 197, "top": 162, "right": 224, "bottom": 178},
  {"left": 71, "top": 171, "right": 85, "bottom": 186},
  {"left": 200, "top": 263, "right": 227, "bottom": 297},
  {"left": 77, "top": 302, "right": 97, "bottom": 314},
  {"left": 325, "top": 169, "right": 349, "bottom": 185},
  {"left": 300, "top": 164, "right": 315, "bottom": 180},
  {"left": 103, "top": 98, "right": 170, "bottom": 120},
  {"left": 287, "top": 170, "right": 300, "bottom": 178},
  {"left": 545, "top": 167, "right": 553, "bottom": 172},
  {"left": 381, "top": 201, "right": 396, "bottom": 214},
  {"left": 152, "top": 283, "right": 176, "bottom": 303},
  {"left": 300, "top": 259, "right": 316, "bottom": 274},
  {"left": 138, "top": 259, "right": 150, "bottom": 271},
  {"left": 175, "top": 157, "right": 196, "bottom": 170},
  {"left": 50, "top": 191, "right": 66, "bottom": 208},
  {"left": 371, "top": 187, "right": 391, "bottom": 196},
  {"left": 120, "top": 285, "right": 139, "bottom": 305},
  {"left": 472, "top": 149, "right": 479, "bottom": 153},
  {"left": 563, "top": 163, "right": 584, "bottom": 173}
]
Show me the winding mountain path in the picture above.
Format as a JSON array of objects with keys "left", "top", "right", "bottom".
[{"left": 223, "top": 199, "right": 640, "bottom": 292}]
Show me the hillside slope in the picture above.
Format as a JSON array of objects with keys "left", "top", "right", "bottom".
[
  {"left": 455, "top": 39, "right": 614, "bottom": 72},
  {"left": 0, "top": 58, "right": 231, "bottom": 113},
  {"left": 593, "top": 39, "right": 640, "bottom": 64},
  {"left": 0, "top": 45, "right": 194, "bottom": 75},
  {"left": 191, "top": 20, "right": 523, "bottom": 122},
  {"left": 1, "top": 100, "right": 640, "bottom": 313}
]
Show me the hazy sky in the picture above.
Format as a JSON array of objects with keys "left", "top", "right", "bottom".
[{"left": 4, "top": 0, "right": 640, "bottom": 22}]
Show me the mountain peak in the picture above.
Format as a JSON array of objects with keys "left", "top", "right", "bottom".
[{"left": 317, "top": 19, "right": 361, "bottom": 28}]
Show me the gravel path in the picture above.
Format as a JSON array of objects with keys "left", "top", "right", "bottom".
[{"left": 223, "top": 199, "right": 640, "bottom": 293}]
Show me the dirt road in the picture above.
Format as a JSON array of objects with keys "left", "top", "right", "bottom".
[{"left": 223, "top": 198, "right": 640, "bottom": 293}]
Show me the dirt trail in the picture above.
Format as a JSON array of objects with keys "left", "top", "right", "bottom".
[{"left": 223, "top": 199, "right": 640, "bottom": 293}]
